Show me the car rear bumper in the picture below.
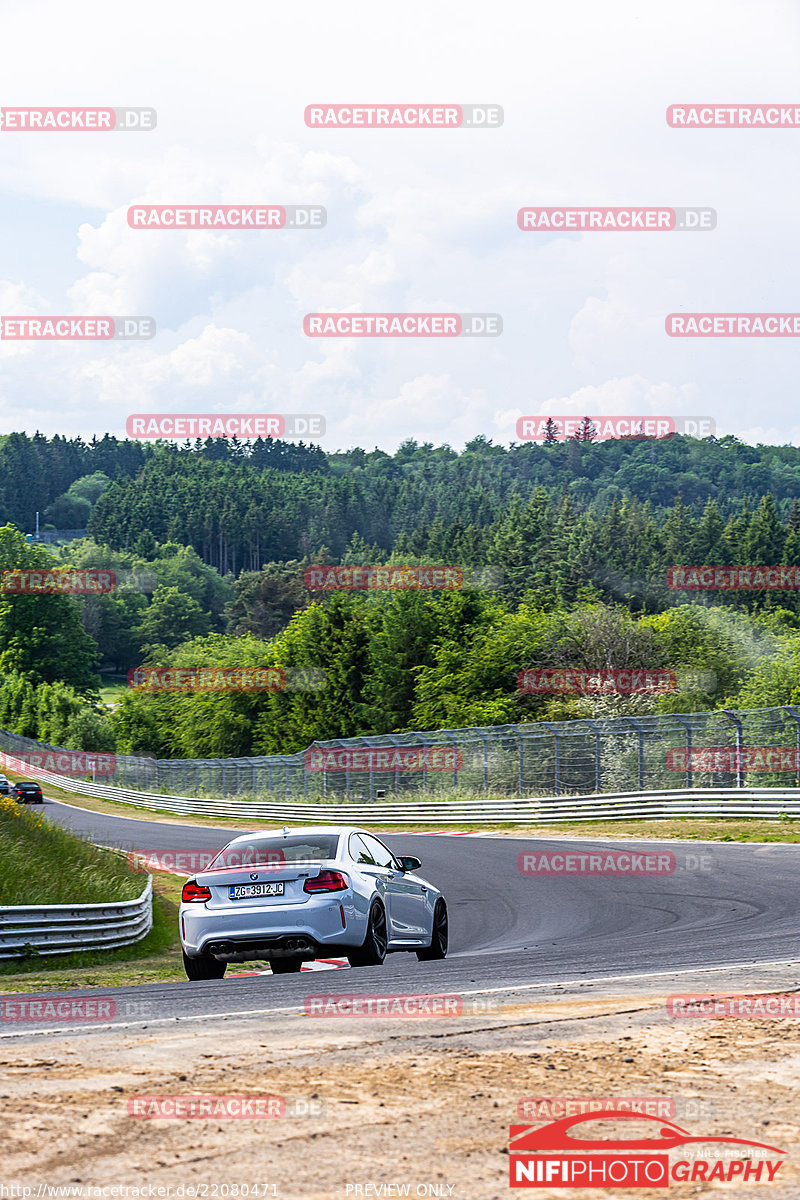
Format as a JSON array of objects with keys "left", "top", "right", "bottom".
[
  {"left": 181, "top": 895, "right": 364, "bottom": 959},
  {"left": 195, "top": 933, "right": 333, "bottom": 962}
]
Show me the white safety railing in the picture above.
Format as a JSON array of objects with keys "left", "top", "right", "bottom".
[
  {"left": 5, "top": 706, "right": 800, "bottom": 801},
  {"left": 12, "top": 749, "right": 800, "bottom": 824},
  {"left": 0, "top": 876, "right": 152, "bottom": 959}
]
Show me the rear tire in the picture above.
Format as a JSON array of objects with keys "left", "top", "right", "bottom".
[
  {"left": 182, "top": 950, "right": 226, "bottom": 980},
  {"left": 269, "top": 958, "right": 303, "bottom": 974},
  {"left": 417, "top": 899, "right": 448, "bottom": 961},
  {"left": 347, "top": 901, "right": 388, "bottom": 967}
]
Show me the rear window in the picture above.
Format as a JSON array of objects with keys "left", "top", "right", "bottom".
[
  {"left": 209, "top": 834, "right": 340, "bottom": 869},
  {"left": 17, "top": 784, "right": 39, "bottom": 790}
]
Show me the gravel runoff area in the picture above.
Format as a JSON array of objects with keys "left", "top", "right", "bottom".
[{"left": 2, "top": 962, "right": 800, "bottom": 1199}]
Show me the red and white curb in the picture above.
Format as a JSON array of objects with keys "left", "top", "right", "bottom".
[
  {"left": 231, "top": 957, "right": 349, "bottom": 977},
  {"left": 421, "top": 830, "right": 486, "bottom": 836}
]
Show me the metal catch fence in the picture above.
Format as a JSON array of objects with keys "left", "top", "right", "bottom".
[{"left": 1, "top": 706, "right": 800, "bottom": 801}]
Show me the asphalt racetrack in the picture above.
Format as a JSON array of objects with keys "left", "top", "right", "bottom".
[{"left": 7, "top": 796, "right": 800, "bottom": 1036}]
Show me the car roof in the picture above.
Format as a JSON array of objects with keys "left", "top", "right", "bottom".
[{"left": 224, "top": 825, "right": 374, "bottom": 846}]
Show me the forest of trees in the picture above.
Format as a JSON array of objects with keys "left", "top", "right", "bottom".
[
  {"left": 3, "top": 429, "right": 800, "bottom": 759},
  {"left": 0, "top": 431, "right": 326, "bottom": 535},
  {"left": 82, "top": 432, "right": 800, "bottom": 578}
]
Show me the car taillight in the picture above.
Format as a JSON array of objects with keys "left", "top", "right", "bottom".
[
  {"left": 182, "top": 879, "right": 212, "bottom": 903},
  {"left": 304, "top": 870, "right": 349, "bottom": 893}
]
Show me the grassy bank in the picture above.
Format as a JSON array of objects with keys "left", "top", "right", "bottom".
[
  {"left": 0, "top": 796, "right": 144, "bottom": 904},
  {"left": 0, "top": 868, "right": 185, "bottom": 988},
  {"left": 0, "top": 799, "right": 189, "bottom": 989}
]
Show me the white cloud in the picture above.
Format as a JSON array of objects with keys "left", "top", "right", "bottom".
[{"left": 0, "top": 0, "right": 798, "bottom": 447}]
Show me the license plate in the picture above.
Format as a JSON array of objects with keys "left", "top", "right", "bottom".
[{"left": 229, "top": 882, "right": 285, "bottom": 900}]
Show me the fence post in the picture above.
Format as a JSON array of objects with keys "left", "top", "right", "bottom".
[
  {"left": 417, "top": 736, "right": 430, "bottom": 792},
  {"left": 722, "top": 709, "right": 745, "bottom": 789},
  {"left": 583, "top": 719, "right": 602, "bottom": 793},
  {"left": 443, "top": 733, "right": 460, "bottom": 790},
  {"left": 785, "top": 707, "right": 800, "bottom": 788},
  {"left": 623, "top": 717, "right": 645, "bottom": 791},
  {"left": 518, "top": 729, "right": 524, "bottom": 795},
  {"left": 382, "top": 734, "right": 404, "bottom": 796},
  {"left": 673, "top": 716, "right": 693, "bottom": 790},
  {"left": 479, "top": 731, "right": 489, "bottom": 791},
  {"left": 541, "top": 722, "right": 561, "bottom": 796}
]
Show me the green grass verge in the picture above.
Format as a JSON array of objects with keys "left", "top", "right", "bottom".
[
  {"left": 0, "top": 868, "right": 271, "bottom": 992},
  {"left": 0, "top": 869, "right": 181, "bottom": 986},
  {"left": 0, "top": 796, "right": 144, "bottom": 904}
]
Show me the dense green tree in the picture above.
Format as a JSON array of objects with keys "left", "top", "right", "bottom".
[
  {"left": 137, "top": 586, "right": 210, "bottom": 650},
  {"left": 224, "top": 563, "right": 309, "bottom": 639}
]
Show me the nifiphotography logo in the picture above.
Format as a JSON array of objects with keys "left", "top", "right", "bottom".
[{"left": 508, "top": 1110, "right": 785, "bottom": 1187}]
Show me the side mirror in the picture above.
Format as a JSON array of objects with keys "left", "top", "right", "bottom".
[{"left": 397, "top": 855, "right": 422, "bottom": 872}]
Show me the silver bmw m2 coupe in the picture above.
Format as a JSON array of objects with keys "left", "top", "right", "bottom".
[{"left": 179, "top": 825, "right": 448, "bottom": 979}]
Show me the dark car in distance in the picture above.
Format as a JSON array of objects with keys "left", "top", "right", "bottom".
[{"left": 12, "top": 781, "right": 44, "bottom": 804}]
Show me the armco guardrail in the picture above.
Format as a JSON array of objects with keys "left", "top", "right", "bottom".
[
  {"left": 0, "top": 876, "right": 152, "bottom": 959},
  {"left": 14, "top": 753, "right": 800, "bottom": 823},
  {"left": 7, "top": 706, "right": 800, "bottom": 800}
]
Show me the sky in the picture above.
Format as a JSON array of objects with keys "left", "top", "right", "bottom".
[{"left": 0, "top": 0, "right": 798, "bottom": 453}]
